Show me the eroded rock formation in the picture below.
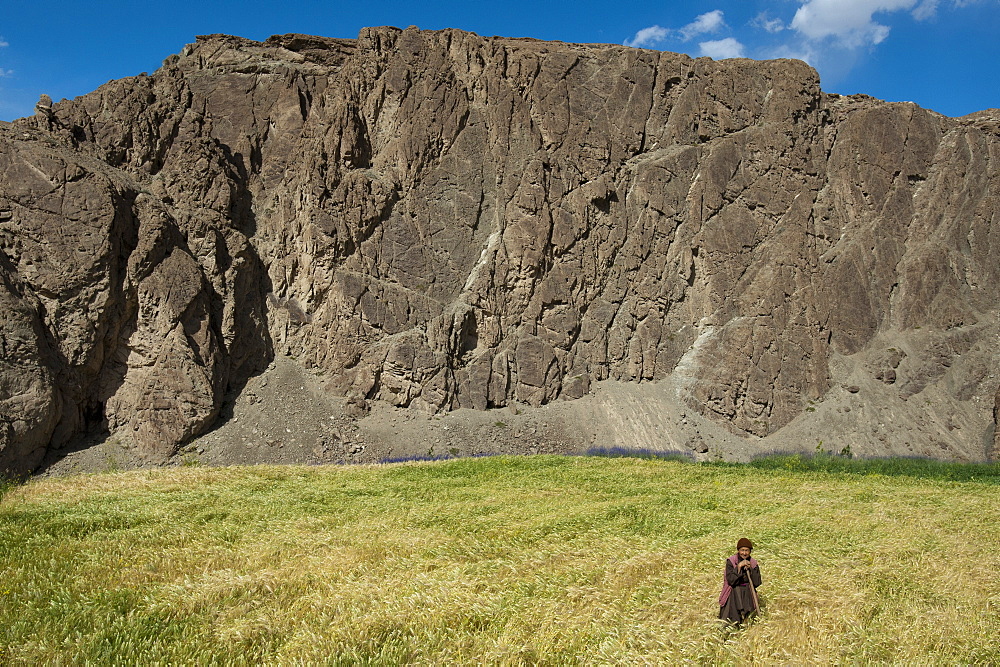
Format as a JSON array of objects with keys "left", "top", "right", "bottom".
[{"left": 1, "top": 27, "right": 998, "bottom": 474}]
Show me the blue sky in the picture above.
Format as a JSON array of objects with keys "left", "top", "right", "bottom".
[{"left": 1, "top": 1, "right": 997, "bottom": 122}]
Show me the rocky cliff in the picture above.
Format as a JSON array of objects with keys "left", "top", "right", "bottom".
[{"left": 2, "top": 27, "right": 998, "bottom": 475}]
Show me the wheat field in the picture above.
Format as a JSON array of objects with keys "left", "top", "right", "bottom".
[{"left": 2, "top": 454, "right": 999, "bottom": 664}]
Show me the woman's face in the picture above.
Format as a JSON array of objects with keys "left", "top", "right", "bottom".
[{"left": 738, "top": 546, "right": 752, "bottom": 559}]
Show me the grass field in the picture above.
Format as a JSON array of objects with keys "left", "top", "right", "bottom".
[{"left": 2, "top": 454, "right": 999, "bottom": 664}]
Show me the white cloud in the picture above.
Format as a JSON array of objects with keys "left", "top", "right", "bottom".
[
  {"left": 0, "top": 37, "right": 9, "bottom": 79},
  {"left": 625, "top": 10, "right": 726, "bottom": 49},
  {"left": 680, "top": 10, "right": 726, "bottom": 41},
  {"left": 699, "top": 38, "right": 746, "bottom": 59},
  {"left": 625, "top": 25, "right": 669, "bottom": 48},
  {"left": 788, "top": 0, "right": 969, "bottom": 48},
  {"left": 752, "top": 13, "right": 786, "bottom": 33},
  {"left": 912, "top": 0, "right": 941, "bottom": 18},
  {"left": 627, "top": 0, "right": 977, "bottom": 59},
  {"left": 911, "top": 0, "right": 979, "bottom": 18},
  {"left": 790, "top": 0, "right": 928, "bottom": 48}
]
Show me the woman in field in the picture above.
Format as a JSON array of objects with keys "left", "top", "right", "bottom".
[{"left": 718, "top": 537, "right": 761, "bottom": 623}]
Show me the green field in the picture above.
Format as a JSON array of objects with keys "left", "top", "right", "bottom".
[{"left": 2, "top": 454, "right": 999, "bottom": 664}]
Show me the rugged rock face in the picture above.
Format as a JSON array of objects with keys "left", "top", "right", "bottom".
[{"left": 1, "top": 27, "right": 998, "bottom": 474}]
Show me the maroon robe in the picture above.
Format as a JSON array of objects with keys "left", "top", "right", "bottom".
[{"left": 718, "top": 554, "right": 761, "bottom": 622}]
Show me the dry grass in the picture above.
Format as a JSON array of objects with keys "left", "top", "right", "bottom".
[{"left": 1, "top": 455, "right": 999, "bottom": 664}]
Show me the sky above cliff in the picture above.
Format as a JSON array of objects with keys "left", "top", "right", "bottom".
[{"left": 1, "top": 0, "right": 997, "bottom": 122}]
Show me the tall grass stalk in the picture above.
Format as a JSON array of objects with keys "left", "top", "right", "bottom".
[{"left": 1, "top": 456, "right": 998, "bottom": 663}]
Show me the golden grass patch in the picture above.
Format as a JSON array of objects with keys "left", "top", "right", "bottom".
[{"left": 1, "top": 456, "right": 998, "bottom": 663}]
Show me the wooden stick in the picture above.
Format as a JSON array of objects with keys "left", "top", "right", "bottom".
[{"left": 746, "top": 566, "right": 760, "bottom": 611}]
